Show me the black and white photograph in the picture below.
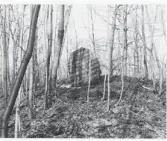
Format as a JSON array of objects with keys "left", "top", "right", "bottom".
[{"left": 0, "top": 0, "right": 166, "bottom": 138}]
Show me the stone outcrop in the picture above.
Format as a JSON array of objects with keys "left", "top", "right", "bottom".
[{"left": 68, "top": 47, "right": 101, "bottom": 86}]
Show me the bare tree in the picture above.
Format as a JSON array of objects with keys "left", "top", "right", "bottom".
[
  {"left": 62, "top": 5, "right": 72, "bottom": 49},
  {"left": 107, "top": 5, "right": 118, "bottom": 111},
  {"left": 133, "top": 6, "right": 140, "bottom": 77},
  {"left": 123, "top": 5, "right": 128, "bottom": 76},
  {"left": 146, "top": 6, "right": 163, "bottom": 94},
  {"left": 102, "top": 67, "right": 107, "bottom": 100},
  {"left": 141, "top": 5, "right": 148, "bottom": 79},
  {"left": 116, "top": 6, "right": 126, "bottom": 106},
  {"left": 88, "top": 5, "right": 96, "bottom": 56},
  {"left": 14, "top": 5, "right": 25, "bottom": 138},
  {"left": 1, "top": 5, "right": 40, "bottom": 137},
  {"left": 44, "top": 5, "right": 53, "bottom": 109},
  {"left": 28, "top": 5, "right": 35, "bottom": 120},
  {"left": 51, "top": 5, "right": 65, "bottom": 92},
  {"left": 116, "top": 46, "right": 124, "bottom": 106},
  {"left": 2, "top": 5, "right": 8, "bottom": 109}
]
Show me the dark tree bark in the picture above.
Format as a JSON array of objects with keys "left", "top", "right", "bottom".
[{"left": 1, "top": 5, "right": 40, "bottom": 137}]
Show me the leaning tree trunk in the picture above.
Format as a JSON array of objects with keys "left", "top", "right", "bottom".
[
  {"left": 1, "top": 5, "right": 40, "bottom": 137},
  {"left": 51, "top": 5, "right": 65, "bottom": 93}
]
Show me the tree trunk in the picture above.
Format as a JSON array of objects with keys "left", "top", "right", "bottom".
[
  {"left": 15, "top": 5, "right": 25, "bottom": 137},
  {"left": 141, "top": 5, "right": 148, "bottom": 79},
  {"left": 89, "top": 7, "right": 96, "bottom": 56},
  {"left": 28, "top": 5, "right": 35, "bottom": 120},
  {"left": 44, "top": 5, "right": 53, "bottom": 109},
  {"left": 102, "top": 69, "right": 107, "bottom": 100},
  {"left": 61, "top": 5, "right": 72, "bottom": 51},
  {"left": 117, "top": 49, "right": 124, "bottom": 105},
  {"left": 2, "top": 5, "right": 8, "bottom": 109},
  {"left": 33, "top": 28, "right": 39, "bottom": 89},
  {"left": 159, "top": 64, "right": 163, "bottom": 95},
  {"left": 87, "top": 53, "right": 91, "bottom": 102},
  {"left": 107, "top": 5, "right": 117, "bottom": 111},
  {"left": 29, "top": 57, "right": 34, "bottom": 119},
  {"left": 166, "top": 64, "right": 167, "bottom": 99},
  {"left": 12, "top": 39, "right": 16, "bottom": 87},
  {"left": 134, "top": 7, "right": 139, "bottom": 77},
  {"left": 123, "top": 5, "right": 128, "bottom": 76},
  {"left": 1, "top": 5, "right": 40, "bottom": 137},
  {"left": 51, "top": 5, "right": 65, "bottom": 92}
]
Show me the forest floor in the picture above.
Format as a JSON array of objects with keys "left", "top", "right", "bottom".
[{"left": 0, "top": 76, "right": 166, "bottom": 138}]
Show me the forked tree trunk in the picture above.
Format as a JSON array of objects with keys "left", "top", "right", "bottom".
[{"left": 1, "top": 5, "right": 40, "bottom": 137}]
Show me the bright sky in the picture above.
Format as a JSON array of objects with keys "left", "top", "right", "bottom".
[
  {"left": 0, "top": 2, "right": 166, "bottom": 77},
  {"left": 63, "top": 4, "right": 167, "bottom": 61}
]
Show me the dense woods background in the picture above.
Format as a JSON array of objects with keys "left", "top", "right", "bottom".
[{"left": 0, "top": 4, "right": 166, "bottom": 138}]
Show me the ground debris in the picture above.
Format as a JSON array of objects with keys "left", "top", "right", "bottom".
[{"left": 2, "top": 77, "right": 166, "bottom": 138}]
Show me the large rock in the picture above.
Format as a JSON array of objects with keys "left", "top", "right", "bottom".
[{"left": 68, "top": 47, "right": 101, "bottom": 86}]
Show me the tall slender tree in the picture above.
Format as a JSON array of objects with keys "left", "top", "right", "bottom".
[
  {"left": 44, "top": 5, "right": 53, "bottom": 109},
  {"left": 1, "top": 5, "right": 40, "bottom": 137},
  {"left": 51, "top": 5, "right": 65, "bottom": 93},
  {"left": 15, "top": 5, "right": 25, "bottom": 138},
  {"left": 123, "top": 5, "right": 128, "bottom": 77},
  {"left": 107, "top": 5, "right": 118, "bottom": 111},
  {"left": 2, "top": 5, "right": 8, "bottom": 109},
  {"left": 141, "top": 5, "right": 148, "bottom": 79}
]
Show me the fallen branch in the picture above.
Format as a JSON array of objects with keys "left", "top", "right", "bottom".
[{"left": 142, "top": 85, "right": 154, "bottom": 91}]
